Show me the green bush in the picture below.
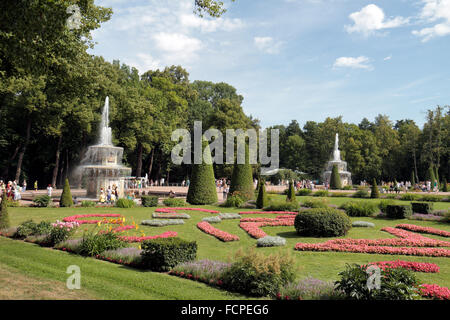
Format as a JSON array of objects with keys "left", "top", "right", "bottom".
[
  {"left": 141, "top": 237, "right": 197, "bottom": 271},
  {"left": 115, "top": 198, "right": 136, "bottom": 208},
  {"left": 186, "top": 140, "right": 218, "bottom": 205},
  {"left": 302, "top": 198, "right": 329, "bottom": 208},
  {"left": 370, "top": 179, "right": 379, "bottom": 199},
  {"left": 0, "top": 191, "right": 10, "bottom": 229},
  {"left": 222, "top": 193, "right": 246, "bottom": 208},
  {"left": 78, "top": 231, "right": 126, "bottom": 256},
  {"left": 296, "top": 188, "right": 312, "bottom": 196},
  {"left": 342, "top": 185, "right": 353, "bottom": 190},
  {"left": 400, "top": 193, "right": 419, "bottom": 201},
  {"left": 141, "top": 195, "right": 159, "bottom": 207},
  {"left": 294, "top": 208, "right": 352, "bottom": 237},
  {"left": 420, "top": 195, "right": 443, "bottom": 202},
  {"left": 33, "top": 195, "right": 52, "bottom": 207},
  {"left": 386, "top": 204, "right": 412, "bottom": 219},
  {"left": 384, "top": 194, "right": 398, "bottom": 199},
  {"left": 340, "top": 201, "right": 378, "bottom": 217},
  {"left": 162, "top": 198, "right": 186, "bottom": 207},
  {"left": 263, "top": 200, "right": 300, "bottom": 212},
  {"left": 411, "top": 202, "right": 434, "bottom": 214},
  {"left": 286, "top": 180, "right": 297, "bottom": 203},
  {"left": 15, "top": 220, "right": 52, "bottom": 239},
  {"left": 229, "top": 142, "right": 254, "bottom": 201},
  {"left": 335, "top": 264, "right": 420, "bottom": 300},
  {"left": 330, "top": 164, "right": 342, "bottom": 189},
  {"left": 352, "top": 189, "right": 370, "bottom": 198},
  {"left": 378, "top": 199, "right": 395, "bottom": 213},
  {"left": 59, "top": 178, "right": 73, "bottom": 207},
  {"left": 81, "top": 200, "right": 96, "bottom": 207},
  {"left": 46, "top": 223, "right": 76, "bottom": 246},
  {"left": 256, "top": 180, "right": 268, "bottom": 209},
  {"left": 313, "top": 190, "right": 329, "bottom": 197},
  {"left": 222, "top": 249, "right": 295, "bottom": 297}
]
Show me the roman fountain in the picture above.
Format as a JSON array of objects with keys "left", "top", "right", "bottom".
[
  {"left": 78, "top": 97, "right": 131, "bottom": 198},
  {"left": 322, "top": 133, "right": 352, "bottom": 186}
]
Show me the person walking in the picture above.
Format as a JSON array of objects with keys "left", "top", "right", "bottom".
[
  {"left": 23, "top": 180, "right": 27, "bottom": 192},
  {"left": 34, "top": 180, "right": 38, "bottom": 191},
  {"left": 47, "top": 184, "right": 53, "bottom": 197}
]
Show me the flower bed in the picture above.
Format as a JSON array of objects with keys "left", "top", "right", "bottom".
[
  {"left": 218, "top": 213, "right": 241, "bottom": 220},
  {"left": 395, "top": 224, "right": 450, "bottom": 237},
  {"left": 239, "top": 211, "right": 297, "bottom": 215},
  {"left": 169, "top": 259, "right": 231, "bottom": 286},
  {"left": 197, "top": 221, "right": 239, "bottom": 242},
  {"left": 294, "top": 225, "right": 450, "bottom": 257},
  {"left": 155, "top": 207, "right": 219, "bottom": 214},
  {"left": 240, "top": 218, "right": 295, "bottom": 239},
  {"left": 419, "top": 284, "right": 450, "bottom": 300},
  {"left": 365, "top": 260, "right": 440, "bottom": 273},
  {"left": 96, "top": 247, "right": 143, "bottom": 267},
  {"left": 141, "top": 219, "right": 185, "bottom": 227},
  {"left": 201, "top": 216, "right": 222, "bottom": 224},
  {"left": 152, "top": 212, "right": 191, "bottom": 219},
  {"left": 119, "top": 231, "right": 178, "bottom": 243},
  {"left": 63, "top": 214, "right": 122, "bottom": 224},
  {"left": 256, "top": 236, "right": 286, "bottom": 247}
]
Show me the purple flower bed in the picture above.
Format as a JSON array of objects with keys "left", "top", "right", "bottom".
[
  {"left": 276, "top": 277, "right": 344, "bottom": 300},
  {"left": 170, "top": 259, "right": 232, "bottom": 285},
  {"left": 410, "top": 214, "right": 443, "bottom": 221}
]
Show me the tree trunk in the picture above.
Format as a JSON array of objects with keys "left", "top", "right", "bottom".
[
  {"left": 148, "top": 148, "right": 154, "bottom": 178},
  {"left": 1, "top": 144, "right": 20, "bottom": 179},
  {"left": 413, "top": 148, "right": 419, "bottom": 183},
  {"left": 51, "top": 135, "right": 62, "bottom": 188},
  {"left": 65, "top": 149, "right": 69, "bottom": 182},
  {"left": 136, "top": 143, "right": 143, "bottom": 178},
  {"left": 15, "top": 117, "right": 32, "bottom": 182}
]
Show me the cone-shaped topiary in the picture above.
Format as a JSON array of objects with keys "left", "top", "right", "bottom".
[
  {"left": 371, "top": 178, "right": 380, "bottom": 198},
  {"left": 59, "top": 178, "right": 74, "bottom": 207},
  {"left": 187, "top": 140, "right": 218, "bottom": 205},
  {"left": 229, "top": 141, "right": 254, "bottom": 201},
  {"left": 330, "top": 164, "right": 342, "bottom": 190},
  {"left": 0, "top": 191, "right": 10, "bottom": 229},
  {"left": 256, "top": 179, "right": 268, "bottom": 209},
  {"left": 286, "top": 180, "right": 297, "bottom": 203}
]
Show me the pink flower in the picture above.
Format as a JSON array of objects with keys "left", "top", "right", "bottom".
[{"left": 197, "top": 222, "right": 239, "bottom": 242}]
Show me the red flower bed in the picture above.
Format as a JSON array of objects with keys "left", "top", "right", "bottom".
[
  {"left": 365, "top": 260, "right": 440, "bottom": 273},
  {"left": 63, "top": 214, "right": 121, "bottom": 224},
  {"left": 119, "top": 231, "right": 178, "bottom": 243},
  {"left": 420, "top": 284, "right": 450, "bottom": 300},
  {"left": 111, "top": 225, "right": 136, "bottom": 233},
  {"left": 239, "top": 211, "right": 297, "bottom": 215},
  {"left": 197, "top": 221, "right": 239, "bottom": 242},
  {"left": 240, "top": 218, "right": 295, "bottom": 239},
  {"left": 396, "top": 224, "right": 450, "bottom": 237},
  {"left": 294, "top": 225, "right": 450, "bottom": 257}
]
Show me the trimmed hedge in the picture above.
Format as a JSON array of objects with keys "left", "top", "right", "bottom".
[
  {"left": 294, "top": 208, "right": 352, "bottom": 237},
  {"left": 141, "top": 195, "right": 158, "bottom": 207},
  {"left": 162, "top": 198, "right": 186, "bottom": 207},
  {"left": 296, "top": 188, "right": 312, "bottom": 196},
  {"left": 141, "top": 237, "right": 197, "bottom": 271},
  {"left": 330, "top": 164, "right": 342, "bottom": 190},
  {"left": 313, "top": 190, "right": 329, "bottom": 197},
  {"left": 411, "top": 202, "right": 434, "bottom": 214},
  {"left": 286, "top": 180, "right": 297, "bottom": 203},
  {"left": 256, "top": 180, "right": 268, "bottom": 209},
  {"left": 386, "top": 204, "right": 412, "bottom": 219},
  {"left": 340, "top": 201, "right": 378, "bottom": 217},
  {"left": 115, "top": 198, "right": 136, "bottom": 208},
  {"left": 186, "top": 140, "right": 218, "bottom": 205},
  {"left": 264, "top": 200, "right": 300, "bottom": 212},
  {"left": 370, "top": 179, "right": 379, "bottom": 199},
  {"left": 33, "top": 195, "right": 51, "bottom": 207}
]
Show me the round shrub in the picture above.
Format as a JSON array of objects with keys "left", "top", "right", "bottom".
[
  {"left": 115, "top": 198, "right": 136, "bottom": 208},
  {"left": 141, "top": 195, "right": 158, "bottom": 207},
  {"left": 294, "top": 208, "right": 352, "bottom": 237},
  {"left": 222, "top": 193, "right": 245, "bottom": 208},
  {"left": 33, "top": 195, "right": 51, "bottom": 207},
  {"left": 297, "top": 188, "right": 312, "bottom": 196}
]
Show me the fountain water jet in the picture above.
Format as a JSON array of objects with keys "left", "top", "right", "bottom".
[
  {"left": 322, "top": 133, "right": 352, "bottom": 186},
  {"left": 78, "top": 97, "right": 131, "bottom": 198}
]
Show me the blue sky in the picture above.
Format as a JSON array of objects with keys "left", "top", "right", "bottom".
[{"left": 90, "top": 0, "right": 450, "bottom": 129}]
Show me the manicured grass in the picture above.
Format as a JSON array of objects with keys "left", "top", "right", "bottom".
[{"left": 3, "top": 197, "right": 450, "bottom": 298}]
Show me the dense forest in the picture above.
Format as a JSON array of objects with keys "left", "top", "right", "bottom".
[{"left": 0, "top": 1, "right": 449, "bottom": 187}]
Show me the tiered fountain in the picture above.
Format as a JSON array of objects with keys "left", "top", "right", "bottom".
[
  {"left": 322, "top": 133, "right": 352, "bottom": 186},
  {"left": 79, "top": 97, "right": 131, "bottom": 198}
]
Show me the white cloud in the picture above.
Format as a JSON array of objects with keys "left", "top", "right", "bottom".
[
  {"left": 180, "top": 14, "right": 244, "bottom": 33},
  {"left": 383, "top": 55, "right": 392, "bottom": 61},
  {"left": 333, "top": 56, "right": 373, "bottom": 70},
  {"left": 254, "top": 37, "right": 284, "bottom": 54},
  {"left": 412, "top": 0, "right": 450, "bottom": 42},
  {"left": 153, "top": 32, "right": 203, "bottom": 63},
  {"left": 127, "top": 53, "right": 162, "bottom": 73},
  {"left": 345, "top": 4, "right": 409, "bottom": 36}
]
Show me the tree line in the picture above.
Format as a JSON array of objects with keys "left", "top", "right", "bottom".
[{"left": 0, "top": 1, "right": 448, "bottom": 188}]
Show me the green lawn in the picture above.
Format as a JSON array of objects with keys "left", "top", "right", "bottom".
[{"left": 1, "top": 197, "right": 450, "bottom": 299}]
